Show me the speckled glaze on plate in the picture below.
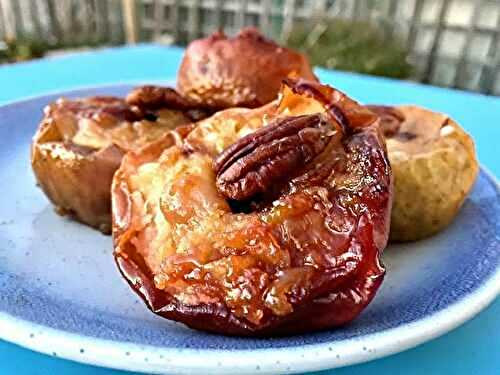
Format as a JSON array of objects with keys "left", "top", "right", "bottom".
[{"left": 0, "top": 85, "right": 499, "bottom": 375}]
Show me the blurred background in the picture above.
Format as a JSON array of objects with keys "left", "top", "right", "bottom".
[{"left": 0, "top": 0, "right": 499, "bottom": 95}]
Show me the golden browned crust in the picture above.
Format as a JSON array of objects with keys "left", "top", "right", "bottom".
[{"left": 177, "top": 28, "right": 317, "bottom": 111}]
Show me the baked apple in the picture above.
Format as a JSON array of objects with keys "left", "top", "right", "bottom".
[
  {"left": 31, "top": 96, "right": 192, "bottom": 233},
  {"left": 177, "top": 27, "right": 317, "bottom": 111},
  {"left": 369, "top": 105, "right": 479, "bottom": 242},
  {"left": 112, "top": 79, "right": 393, "bottom": 335}
]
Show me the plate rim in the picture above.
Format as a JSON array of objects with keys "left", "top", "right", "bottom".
[{"left": 0, "top": 87, "right": 499, "bottom": 375}]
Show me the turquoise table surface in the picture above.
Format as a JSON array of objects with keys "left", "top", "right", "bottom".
[{"left": 0, "top": 45, "right": 498, "bottom": 375}]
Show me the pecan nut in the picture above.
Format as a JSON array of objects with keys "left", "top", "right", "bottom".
[
  {"left": 59, "top": 97, "right": 143, "bottom": 122},
  {"left": 126, "top": 85, "right": 194, "bottom": 110},
  {"left": 126, "top": 85, "right": 210, "bottom": 121},
  {"left": 214, "top": 114, "right": 335, "bottom": 200}
]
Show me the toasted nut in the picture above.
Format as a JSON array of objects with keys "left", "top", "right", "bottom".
[{"left": 214, "top": 114, "right": 334, "bottom": 200}]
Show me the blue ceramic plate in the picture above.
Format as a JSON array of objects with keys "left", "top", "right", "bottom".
[{"left": 0, "top": 84, "right": 499, "bottom": 375}]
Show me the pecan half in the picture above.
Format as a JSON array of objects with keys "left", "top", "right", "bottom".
[
  {"left": 58, "top": 97, "right": 143, "bottom": 123},
  {"left": 214, "top": 114, "right": 335, "bottom": 200},
  {"left": 126, "top": 85, "right": 196, "bottom": 110},
  {"left": 126, "top": 85, "right": 211, "bottom": 121}
]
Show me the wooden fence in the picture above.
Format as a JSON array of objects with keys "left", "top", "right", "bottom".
[
  {"left": 0, "top": 0, "right": 125, "bottom": 46},
  {"left": 1, "top": 0, "right": 500, "bottom": 95}
]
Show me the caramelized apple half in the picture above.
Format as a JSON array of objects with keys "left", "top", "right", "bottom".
[
  {"left": 112, "top": 80, "right": 392, "bottom": 335},
  {"left": 31, "top": 96, "right": 191, "bottom": 233}
]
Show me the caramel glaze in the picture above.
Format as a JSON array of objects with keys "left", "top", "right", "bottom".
[{"left": 112, "top": 79, "right": 392, "bottom": 335}]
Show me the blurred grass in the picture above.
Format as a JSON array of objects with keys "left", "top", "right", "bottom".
[
  {"left": 0, "top": 36, "right": 118, "bottom": 64},
  {"left": 286, "top": 19, "right": 413, "bottom": 80},
  {"left": 0, "top": 37, "right": 49, "bottom": 63}
]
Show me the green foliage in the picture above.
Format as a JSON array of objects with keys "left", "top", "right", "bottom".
[
  {"left": 286, "top": 19, "right": 413, "bottom": 79},
  {"left": 0, "top": 37, "right": 49, "bottom": 63},
  {"left": 0, "top": 34, "right": 116, "bottom": 64}
]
